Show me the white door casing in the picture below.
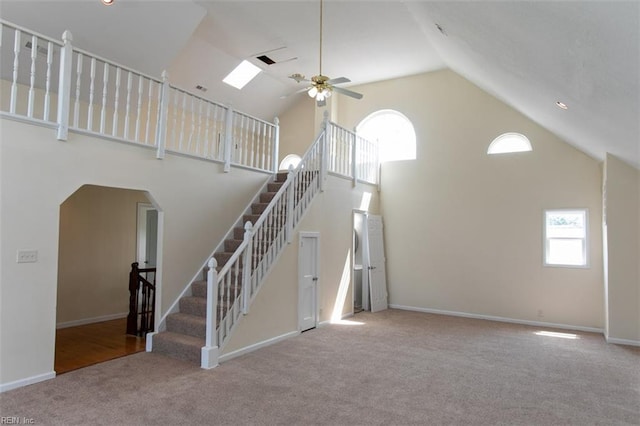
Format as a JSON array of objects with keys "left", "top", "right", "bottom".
[
  {"left": 299, "top": 232, "right": 320, "bottom": 331},
  {"left": 365, "top": 215, "right": 388, "bottom": 312}
]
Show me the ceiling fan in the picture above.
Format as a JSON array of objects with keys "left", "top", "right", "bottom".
[{"left": 288, "top": 0, "right": 363, "bottom": 107}]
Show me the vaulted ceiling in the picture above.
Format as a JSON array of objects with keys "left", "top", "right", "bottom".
[{"left": 1, "top": 1, "right": 638, "bottom": 168}]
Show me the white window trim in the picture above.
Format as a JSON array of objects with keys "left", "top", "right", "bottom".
[{"left": 543, "top": 208, "right": 590, "bottom": 268}]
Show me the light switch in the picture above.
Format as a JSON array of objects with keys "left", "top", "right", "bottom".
[{"left": 17, "top": 249, "right": 38, "bottom": 263}]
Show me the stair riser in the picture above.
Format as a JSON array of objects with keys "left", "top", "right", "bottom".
[
  {"left": 179, "top": 297, "right": 207, "bottom": 317},
  {"left": 166, "top": 315, "right": 206, "bottom": 339},
  {"left": 152, "top": 334, "right": 202, "bottom": 364}
]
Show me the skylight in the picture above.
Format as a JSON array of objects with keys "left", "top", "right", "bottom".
[
  {"left": 487, "top": 132, "right": 532, "bottom": 155},
  {"left": 223, "top": 60, "right": 261, "bottom": 90}
]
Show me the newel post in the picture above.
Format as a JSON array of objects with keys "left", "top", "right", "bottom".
[
  {"left": 272, "top": 117, "right": 280, "bottom": 173},
  {"left": 241, "top": 221, "right": 253, "bottom": 314},
  {"left": 56, "top": 30, "right": 73, "bottom": 141},
  {"left": 320, "top": 110, "right": 329, "bottom": 192},
  {"left": 201, "top": 256, "right": 219, "bottom": 369},
  {"left": 223, "top": 106, "right": 234, "bottom": 172},
  {"left": 155, "top": 70, "right": 170, "bottom": 159},
  {"left": 126, "top": 262, "right": 140, "bottom": 336}
]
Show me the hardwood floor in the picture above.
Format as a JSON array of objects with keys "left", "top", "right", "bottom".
[{"left": 55, "top": 318, "right": 146, "bottom": 374}]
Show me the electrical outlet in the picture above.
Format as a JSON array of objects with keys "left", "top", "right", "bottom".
[{"left": 17, "top": 249, "right": 38, "bottom": 263}]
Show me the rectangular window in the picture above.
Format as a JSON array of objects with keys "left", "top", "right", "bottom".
[{"left": 544, "top": 209, "right": 589, "bottom": 267}]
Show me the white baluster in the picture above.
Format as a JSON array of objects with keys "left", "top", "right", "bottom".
[
  {"left": 320, "top": 112, "right": 329, "bottom": 191},
  {"left": 145, "top": 79, "right": 154, "bottom": 143},
  {"left": 10, "top": 29, "right": 21, "bottom": 114},
  {"left": 188, "top": 95, "right": 196, "bottom": 152},
  {"left": 99, "top": 62, "right": 109, "bottom": 134},
  {"left": 204, "top": 103, "right": 212, "bottom": 158},
  {"left": 27, "top": 35, "right": 37, "bottom": 118},
  {"left": 87, "top": 57, "right": 96, "bottom": 131},
  {"left": 272, "top": 117, "right": 280, "bottom": 173},
  {"left": 43, "top": 41, "right": 53, "bottom": 121},
  {"left": 73, "top": 52, "right": 82, "bottom": 127},
  {"left": 351, "top": 133, "right": 358, "bottom": 186},
  {"left": 155, "top": 71, "right": 170, "bottom": 159},
  {"left": 56, "top": 30, "right": 73, "bottom": 141},
  {"left": 196, "top": 98, "right": 204, "bottom": 155},
  {"left": 223, "top": 107, "right": 233, "bottom": 172},
  {"left": 178, "top": 91, "right": 187, "bottom": 150},
  {"left": 241, "top": 221, "right": 253, "bottom": 314},
  {"left": 134, "top": 74, "right": 143, "bottom": 141},
  {"left": 112, "top": 66, "right": 121, "bottom": 136},
  {"left": 124, "top": 71, "right": 133, "bottom": 140}
]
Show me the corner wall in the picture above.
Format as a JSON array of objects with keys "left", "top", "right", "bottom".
[
  {"left": 336, "top": 69, "right": 604, "bottom": 330},
  {"left": 603, "top": 154, "right": 640, "bottom": 344}
]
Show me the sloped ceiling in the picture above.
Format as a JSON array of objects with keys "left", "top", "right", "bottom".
[{"left": 1, "top": 0, "right": 638, "bottom": 168}]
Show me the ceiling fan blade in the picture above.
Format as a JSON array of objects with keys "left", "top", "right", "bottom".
[
  {"left": 326, "top": 76, "right": 350, "bottom": 85},
  {"left": 280, "top": 86, "right": 312, "bottom": 99},
  {"left": 332, "top": 86, "right": 363, "bottom": 100},
  {"left": 289, "top": 73, "right": 309, "bottom": 83}
]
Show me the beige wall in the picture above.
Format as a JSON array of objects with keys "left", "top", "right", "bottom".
[
  {"left": 278, "top": 96, "right": 317, "bottom": 161},
  {"left": 223, "top": 176, "right": 380, "bottom": 355},
  {"left": 335, "top": 69, "right": 604, "bottom": 329},
  {"left": 603, "top": 154, "right": 640, "bottom": 343},
  {"left": 57, "top": 185, "right": 149, "bottom": 326},
  {"left": 0, "top": 119, "right": 267, "bottom": 386}
]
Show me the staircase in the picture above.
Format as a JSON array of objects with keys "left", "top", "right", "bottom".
[{"left": 152, "top": 173, "right": 288, "bottom": 363}]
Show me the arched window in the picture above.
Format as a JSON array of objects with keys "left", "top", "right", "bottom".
[
  {"left": 487, "top": 133, "right": 532, "bottom": 154},
  {"left": 356, "top": 110, "right": 416, "bottom": 162},
  {"left": 278, "top": 154, "right": 302, "bottom": 171}
]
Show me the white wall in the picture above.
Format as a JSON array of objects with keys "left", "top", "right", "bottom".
[
  {"left": 57, "top": 185, "right": 150, "bottom": 326},
  {"left": 603, "top": 154, "right": 640, "bottom": 343},
  {"left": 0, "top": 118, "right": 267, "bottom": 387},
  {"left": 336, "top": 69, "right": 604, "bottom": 330}
]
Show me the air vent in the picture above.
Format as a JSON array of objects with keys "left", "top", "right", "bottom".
[
  {"left": 25, "top": 40, "right": 49, "bottom": 56},
  {"left": 195, "top": 85, "right": 208, "bottom": 92},
  {"left": 253, "top": 47, "right": 297, "bottom": 66}
]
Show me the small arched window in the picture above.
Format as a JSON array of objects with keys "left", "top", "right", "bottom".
[
  {"left": 278, "top": 154, "right": 302, "bottom": 171},
  {"left": 487, "top": 133, "right": 532, "bottom": 155},
  {"left": 356, "top": 110, "right": 416, "bottom": 162}
]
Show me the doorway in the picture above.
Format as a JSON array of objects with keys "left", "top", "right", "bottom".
[
  {"left": 299, "top": 232, "right": 320, "bottom": 332},
  {"left": 352, "top": 211, "right": 388, "bottom": 313},
  {"left": 56, "top": 185, "right": 160, "bottom": 373}
]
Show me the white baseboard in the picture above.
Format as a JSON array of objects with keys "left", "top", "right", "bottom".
[
  {"left": 389, "top": 304, "right": 604, "bottom": 334},
  {"left": 605, "top": 336, "right": 640, "bottom": 347},
  {"left": 219, "top": 330, "right": 299, "bottom": 363},
  {"left": 0, "top": 371, "right": 56, "bottom": 393},
  {"left": 56, "top": 312, "right": 128, "bottom": 329}
]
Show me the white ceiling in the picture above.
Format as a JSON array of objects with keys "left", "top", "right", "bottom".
[{"left": 1, "top": 0, "right": 638, "bottom": 168}]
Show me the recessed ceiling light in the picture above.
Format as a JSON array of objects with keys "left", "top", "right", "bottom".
[
  {"left": 556, "top": 101, "right": 568, "bottom": 110},
  {"left": 101, "top": 0, "right": 114, "bottom": 5},
  {"left": 223, "top": 60, "right": 261, "bottom": 90}
]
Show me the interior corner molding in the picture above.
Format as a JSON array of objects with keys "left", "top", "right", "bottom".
[
  {"left": 0, "top": 371, "right": 56, "bottom": 393},
  {"left": 389, "top": 304, "right": 604, "bottom": 334}
]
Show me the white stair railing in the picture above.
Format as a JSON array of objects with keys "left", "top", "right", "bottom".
[{"left": 0, "top": 21, "right": 279, "bottom": 174}]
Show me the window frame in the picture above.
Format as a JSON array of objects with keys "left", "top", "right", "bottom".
[{"left": 543, "top": 208, "right": 590, "bottom": 268}]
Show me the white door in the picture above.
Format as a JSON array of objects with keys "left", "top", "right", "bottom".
[
  {"left": 365, "top": 215, "right": 388, "bottom": 312},
  {"left": 299, "top": 233, "right": 319, "bottom": 331}
]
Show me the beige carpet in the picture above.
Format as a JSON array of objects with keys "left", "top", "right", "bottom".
[{"left": 1, "top": 309, "right": 639, "bottom": 425}]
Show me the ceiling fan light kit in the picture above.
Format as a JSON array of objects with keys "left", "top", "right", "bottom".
[{"left": 288, "top": 0, "right": 363, "bottom": 107}]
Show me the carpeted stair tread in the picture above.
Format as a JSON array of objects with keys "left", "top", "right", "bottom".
[
  {"left": 260, "top": 192, "right": 277, "bottom": 203},
  {"left": 251, "top": 203, "right": 270, "bottom": 214},
  {"left": 153, "top": 331, "right": 203, "bottom": 364},
  {"left": 224, "top": 239, "right": 243, "bottom": 252},
  {"left": 166, "top": 313, "right": 206, "bottom": 338}
]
